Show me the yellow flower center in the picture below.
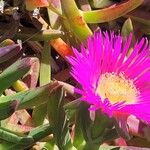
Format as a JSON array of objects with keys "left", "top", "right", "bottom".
[{"left": 96, "top": 73, "right": 139, "bottom": 104}]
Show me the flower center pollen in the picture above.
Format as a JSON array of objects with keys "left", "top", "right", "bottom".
[{"left": 96, "top": 73, "right": 139, "bottom": 104}]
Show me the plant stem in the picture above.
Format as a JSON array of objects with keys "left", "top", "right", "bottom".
[
  {"left": 60, "top": 0, "right": 92, "bottom": 42},
  {"left": 32, "top": 41, "right": 51, "bottom": 126},
  {"left": 40, "top": 41, "right": 51, "bottom": 85}
]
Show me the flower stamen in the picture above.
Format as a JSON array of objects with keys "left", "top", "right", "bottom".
[{"left": 96, "top": 73, "right": 139, "bottom": 104}]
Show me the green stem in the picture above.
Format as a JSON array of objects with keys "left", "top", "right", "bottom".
[
  {"left": 60, "top": 0, "right": 92, "bottom": 42},
  {"left": 32, "top": 41, "right": 51, "bottom": 126},
  {"left": 0, "top": 26, "right": 62, "bottom": 41},
  {"left": 83, "top": 0, "right": 144, "bottom": 23},
  {"left": 40, "top": 41, "right": 51, "bottom": 85}
]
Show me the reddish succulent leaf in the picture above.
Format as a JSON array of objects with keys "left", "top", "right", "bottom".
[
  {"left": 6, "top": 109, "right": 32, "bottom": 133},
  {"left": 47, "top": 0, "right": 61, "bottom": 28},
  {"left": 50, "top": 38, "right": 74, "bottom": 58},
  {"left": 127, "top": 137, "right": 150, "bottom": 148},
  {"left": 30, "top": 12, "right": 74, "bottom": 59},
  {"left": 25, "top": 0, "right": 49, "bottom": 11},
  {"left": 7, "top": 113, "right": 18, "bottom": 124},
  {"left": 15, "top": 110, "right": 32, "bottom": 126},
  {"left": 1, "top": 111, "right": 33, "bottom": 134},
  {"left": 0, "top": 44, "right": 22, "bottom": 64},
  {"left": 127, "top": 115, "right": 150, "bottom": 141},
  {"left": 22, "top": 57, "right": 40, "bottom": 89},
  {"left": 49, "top": 0, "right": 60, "bottom": 7},
  {"left": 4, "top": 123, "right": 33, "bottom": 133},
  {"left": 127, "top": 115, "right": 143, "bottom": 137},
  {"left": 115, "top": 137, "right": 127, "bottom": 146},
  {"left": 54, "top": 68, "right": 71, "bottom": 81}
]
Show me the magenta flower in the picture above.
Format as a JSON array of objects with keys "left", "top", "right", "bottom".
[{"left": 68, "top": 31, "right": 150, "bottom": 124}]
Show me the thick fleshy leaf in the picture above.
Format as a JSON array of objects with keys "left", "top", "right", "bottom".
[
  {"left": 32, "top": 41, "right": 51, "bottom": 126},
  {"left": 0, "top": 125, "right": 52, "bottom": 150},
  {"left": 2, "top": 123, "right": 33, "bottom": 134},
  {"left": 0, "top": 57, "right": 32, "bottom": 94},
  {"left": 0, "top": 26, "right": 62, "bottom": 41},
  {"left": 0, "top": 82, "right": 59, "bottom": 120},
  {"left": 0, "top": 100, "right": 19, "bottom": 120},
  {"left": 2, "top": 109, "right": 33, "bottom": 133},
  {"left": 0, "top": 39, "right": 14, "bottom": 47},
  {"left": 61, "top": 0, "right": 92, "bottom": 42},
  {"left": 73, "top": 107, "right": 85, "bottom": 148},
  {"left": 31, "top": 14, "right": 74, "bottom": 58},
  {"left": 83, "top": 0, "right": 144, "bottom": 23},
  {"left": 64, "top": 99, "right": 81, "bottom": 120},
  {"left": 91, "top": 111, "right": 113, "bottom": 141},
  {"left": 77, "top": 102, "right": 92, "bottom": 143},
  {"left": 0, "top": 127, "right": 33, "bottom": 144},
  {"left": 64, "top": 99, "right": 84, "bottom": 148},
  {"left": 72, "top": 102, "right": 118, "bottom": 147},
  {"left": 28, "top": 124, "right": 52, "bottom": 142},
  {"left": 22, "top": 57, "right": 40, "bottom": 89},
  {"left": 12, "top": 80, "right": 29, "bottom": 92},
  {"left": 47, "top": 87, "right": 70, "bottom": 149},
  {"left": 0, "top": 44, "right": 22, "bottom": 64},
  {"left": 43, "top": 142, "right": 58, "bottom": 150},
  {"left": 50, "top": 38, "right": 74, "bottom": 58},
  {"left": 99, "top": 145, "right": 150, "bottom": 150},
  {"left": 90, "top": 0, "right": 113, "bottom": 8},
  {"left": 121, "top": 18, "right": 133, "bottom": 37},
  {"left": 80, "top": 143, "right": 100, "bottom": 150},
  {"left": 121, "top": 18, "right": 135, "bottom": 56},
  {"left": 25, "top": 0, "right": 49, "bottom": 11},
  {"left": 32, "top": 103, "right": 47, "bottom": 126},
  {"left": 47, "top": 0, "right": 62, "bottom": 28}
]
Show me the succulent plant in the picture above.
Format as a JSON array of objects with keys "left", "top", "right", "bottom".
[{"left": 0, "top": 0, "right": 149, "bottom": 149}]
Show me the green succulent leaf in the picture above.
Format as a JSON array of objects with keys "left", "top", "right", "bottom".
[
  {"left": 0, "top": 100, "right": 19, "bottom": 120},
  {"left": 0, "top": 127, "right": 33, "bottom": 145},
  {"left": 0, "top": 82, "right": 59, "bottom": 121},
  {"left": 28, "top": 124, "right": 53, "bottom": 142},
  {"left": 83, "top": 0, "right": 144, "bottom": 23},
  {"left": 47, "top": 87, "right": 70, "bottom": 149},
  {"left": 73, "top": 108, "right": 85, "bottom": 149},
  {"left": 121, "top": 18, "right": 133, "bottom": 37},
  {"left": 90, "top": 0, "right": 112, "bottom": 8},
  {"left": 64, "top": 99, "right": 81, "bottom": 121},
  {"left": 32, "top": 41, "right": 51, "bottom": 126},
  {"left": 77, "top": 102, "right": 92, "bottom": 143},
  {"left": 60, "top": 0, "right": 92, "bottom": 42},
  {"left": 91, "top": 111, "right": 113, "bottom": 141},
  {"left": 0, "top": 57, "right": 32, "bottom": 94}
]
